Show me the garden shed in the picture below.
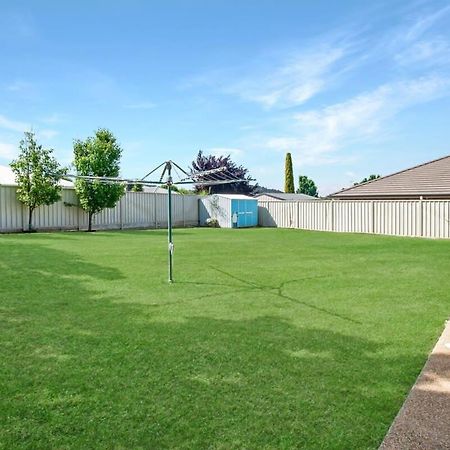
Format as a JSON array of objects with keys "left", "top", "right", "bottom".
[{"left": 199, "top": 194, "right": 258, "bottom": 228}]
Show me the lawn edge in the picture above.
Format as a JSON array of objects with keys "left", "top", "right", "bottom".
[{"left": 379, "top": 318, "right": 450, "bottom": 449}]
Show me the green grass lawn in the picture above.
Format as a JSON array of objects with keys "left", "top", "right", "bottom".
[{"left": 1, "top": 228, "right": 449, "bottom": 449}]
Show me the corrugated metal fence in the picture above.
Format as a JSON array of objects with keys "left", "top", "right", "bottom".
[
  {"left": 258, "top": 200, "right": 450, "bottom": 239},
  {"left": 3, "top": 185, "right": 450, "bottom": 238},
  {"left": 0, "top": 185, "right": 199, "bottom": 232}
]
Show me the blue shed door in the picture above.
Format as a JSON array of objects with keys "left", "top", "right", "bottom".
[{"left": 231, "top": 199, "right": 258, "bottom": 228}]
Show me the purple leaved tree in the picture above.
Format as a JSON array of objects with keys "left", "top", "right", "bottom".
[{"left": 190, "top": 150, "right": 257, "bottom": 195}]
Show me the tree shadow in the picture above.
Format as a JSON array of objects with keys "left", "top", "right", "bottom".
[
  {"left": 90, "top": 229, "right": 199, "bottom": 237},
  {"left": 12, "top": 228, "right": 199, "bottom": 242},
  {"left": 0, "top": 241, "right": 124, "bottom": 283},
  {"left": 0, "top": 238, "right": 443, "bottom": 449},
  {"left": 2, "top": 309, "right": 428, "bottom": 449}
]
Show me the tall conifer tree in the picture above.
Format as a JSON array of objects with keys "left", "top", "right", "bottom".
[{"left": 284, "top": 152, "right": 295, "bottom": 193}]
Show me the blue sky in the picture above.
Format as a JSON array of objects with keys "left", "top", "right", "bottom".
[{"left": 1, "top": 0, "right": 450, "bottom": 194}]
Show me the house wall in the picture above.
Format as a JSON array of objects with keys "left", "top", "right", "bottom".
[{"left": 0, "top": 185, "right": 199, "bottom": 232}]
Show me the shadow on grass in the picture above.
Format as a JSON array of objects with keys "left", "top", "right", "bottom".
[
  {"left": 0, "top": 240, "right": 124, "bottom": 283},
  {"left": 0, "top": 239, "right": 437, "bottom": 449},
  {"left": 3, "top": 228, "right": 199, "bottom": 242},
  {"left": 177, "top": 266, "right": 361, "bottom": 324}
]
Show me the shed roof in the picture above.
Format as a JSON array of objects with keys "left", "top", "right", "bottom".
[
  {"left": 330, "top": 155, "right": 450, "bottom": 199},
  {"left": 214, "top": 194, "right": 256, "bottom": 200},
  {"left": 256, "top": 192, "right": 318, "bottom": 201}
]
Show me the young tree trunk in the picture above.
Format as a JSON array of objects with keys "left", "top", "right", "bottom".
[
  {"left": 88, "top": 211, "right": 93, "bottom": 232},
  {"left": 28, "top": 206, "right": 34, "bottom": 232}
]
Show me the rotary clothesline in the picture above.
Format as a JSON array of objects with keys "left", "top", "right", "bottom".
[{"left": 63, "top": 160, "right": 250, "bottom": 282}]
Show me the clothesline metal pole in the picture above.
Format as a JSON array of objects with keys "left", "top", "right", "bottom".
[{"left": 166, "top": 161, "right": 174, "bottom": 283}]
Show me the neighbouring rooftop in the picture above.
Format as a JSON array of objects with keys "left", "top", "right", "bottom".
[
  {"left": 330, "top": 155, "right": 450, "bottom": 200},
  {"left": 255, "top": 193, "right": 318, "bottom": 201}
]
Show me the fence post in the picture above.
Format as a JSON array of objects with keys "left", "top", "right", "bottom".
[
  {"left": 419, "top": 196, "right": 423, "bottom": 237},
  {"left": 154, "top": 194, "right": 157, "bottom": 228},
  {"left": 119, "top": 195, "right": 123, "bottom": 230},
  {"left": 183, "top": 195, "right": 186, "bottom": 228},
  {"left": 329, "top": 200, "right": 334, "bottom": 231},
  {"left": 371, "top": 201, "right": 375, "bottom": 234},
  {"left": 296, "top": 201, "right": 300, "bottom": 228}
]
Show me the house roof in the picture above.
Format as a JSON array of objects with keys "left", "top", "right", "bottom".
[
  {"left": 0, "top": 165, "right": 16, "bottom": 185},
  {"left": 256, "top": 192, "right": 318, "bottom": 201},
  {"left": 330, "top": 155, "right": 450, "bottom": 199}
]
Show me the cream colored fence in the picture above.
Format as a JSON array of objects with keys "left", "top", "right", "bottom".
[
  {"left": 0, "top": 185, "right": 199, "bottom": 232},
  {"left": 258, "top": 200, "right": 450, "bottom": 239}
]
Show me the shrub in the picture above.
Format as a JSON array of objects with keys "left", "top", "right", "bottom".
[{"left": 206, "top": 218, "right": 219, "bottom": 228}]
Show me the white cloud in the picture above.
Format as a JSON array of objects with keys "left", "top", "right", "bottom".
[
  {"left": 183, "top": 38, "right": 352, "bottom": 109},
  {"left": 0, "top": 115, "right": 29, "bottom": 133},
  {"left": 184, "top": 3, "right": 450, "bottom": 113},
  {"left": 403, "top": 5, "right": 450, "bottom": 43},
  {"left": 265, "top": 75, "right": 450, "bottom": 166},
  {"left": 390, "top": 5, "right": 450, "bottom": 68},
  {"left": 224, "top": 46, "right": 347, "bottom": 108},
  {"left": 0, "top": 142, "right": 16, "bottom": 159},
  {"left": 395, "top": 38, "right": 450, "bottom": 66},
  {"left": 0, "top": 115, "right": 58, "bottom": 141}
]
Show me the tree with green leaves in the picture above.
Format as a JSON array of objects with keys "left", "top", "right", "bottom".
[
  {"left": 128, "top": 183, "right": 143, "bottom": 192},
  {"left": 297, "top": 175, "right": 318, "bottom": 197},
  {"left": 160, "top": 184, "right": 193, "bottom": 195},
  {"left": 284, "top": 153, "right": 295, "bottom": 193},
  {"left": 10, "top": 131, "right": 66, "bottom": 232},
  {"left": 354, "top": 174, "right": 381, "bottom": 186},
  {"left": 73, "top": 129, "right": 125, "bottom": 231}
]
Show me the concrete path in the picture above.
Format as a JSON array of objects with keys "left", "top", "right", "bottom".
[{"left": 380, "top": 320, "right": 450, "bottom": 450}]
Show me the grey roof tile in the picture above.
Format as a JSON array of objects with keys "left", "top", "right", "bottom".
[{"left": 330, "top": 155, "right": 450, "bottom": 199}]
